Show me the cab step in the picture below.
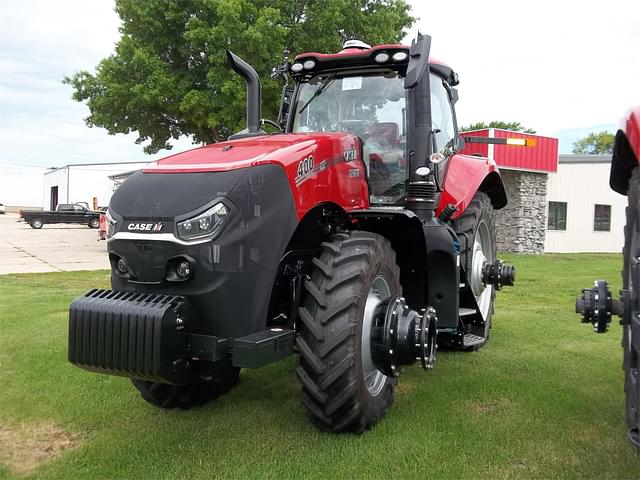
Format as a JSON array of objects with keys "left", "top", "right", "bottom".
[{"left": 463, "top": 334, "right": 485, "bottom": 348}]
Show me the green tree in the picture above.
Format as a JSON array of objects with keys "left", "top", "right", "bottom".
[
  {"left": 571, "top": 131, "right": 615, "bottom": 154},
  {"left": 64, "top": 0, "right": 414, "bottom": 154},
  {"left": 460, "top": 121, "right": 536, "bottom": 134}
]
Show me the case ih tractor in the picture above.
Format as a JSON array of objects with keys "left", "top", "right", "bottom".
[
  {"left": 576, "top": 107, "right": 640, "bottom": 453},
  {"left": 69, "top": 34, "right": 516, "bottom": 433}
]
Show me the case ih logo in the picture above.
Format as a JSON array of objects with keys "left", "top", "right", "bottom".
[{"left": 127, "top": 222, "right": 164, "bottom": 232}]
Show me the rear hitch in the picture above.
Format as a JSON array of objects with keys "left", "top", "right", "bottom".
[
  {"left": 370, "top": 296, "right": 438, "bottom": 377},
  {"left": 481, "top": 260, "right": 516, "bottom": 290},
  {"left": 576, "top": 280, "right": 625, "bottom": 333}
]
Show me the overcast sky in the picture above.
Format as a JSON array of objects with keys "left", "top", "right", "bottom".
[{"left": 1, "top": 0, "right": 639, "bottom": 172}]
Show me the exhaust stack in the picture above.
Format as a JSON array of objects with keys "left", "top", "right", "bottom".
[{"left": 227, "top": 51, "right": 262, "bottom": 135}]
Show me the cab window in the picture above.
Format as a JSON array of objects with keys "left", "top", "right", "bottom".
[{"left": 430, "top": 73, "right": 455, "bottom": 152}]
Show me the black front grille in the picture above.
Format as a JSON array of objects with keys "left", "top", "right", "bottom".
[{"left": 68, "top": 289, "right": 191, "bottom": 384}]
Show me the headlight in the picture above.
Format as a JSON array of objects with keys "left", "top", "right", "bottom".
[
  {"left": 392, "top": 51, "right": 408, "bottom": 62},
  {"left": 106, "top": 209, "right": 117, "bottom": 239},
  {"left": 177, "top": 202, "right": 230, "bottom": 241},
  {"left": 374, "top": 52, "right": 390, "bottom": 63}
]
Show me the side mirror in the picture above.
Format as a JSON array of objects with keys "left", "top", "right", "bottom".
[
  {"left": 278, "top": 85, "right": 295, "bottom": 129},
  {"left": 454, "top": 134, "right": 465, "bottom": 152}
]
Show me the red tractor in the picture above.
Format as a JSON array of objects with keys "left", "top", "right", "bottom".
[
  {"left": 69, "top": 34, "right": 516, "bottom": 432},
  {"left": 576, "top": 107, "right": 640, "bottom": 453}
]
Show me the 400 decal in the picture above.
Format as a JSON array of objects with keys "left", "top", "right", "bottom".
[{"left": 295, "top": 155, "right": 314, "bottom": 181}]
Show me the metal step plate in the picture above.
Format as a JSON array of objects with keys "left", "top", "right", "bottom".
[{"left": 463, "top": 334, "right": 485, "bottom": 348}]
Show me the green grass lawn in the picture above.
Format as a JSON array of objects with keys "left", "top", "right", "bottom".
[{"left": 0, "top": 254, "right": 638, "bottom": 479}]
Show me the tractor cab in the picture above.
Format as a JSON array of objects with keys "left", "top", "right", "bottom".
[{"left": 283, "top": 39, "right": 461, "bottom": 206}]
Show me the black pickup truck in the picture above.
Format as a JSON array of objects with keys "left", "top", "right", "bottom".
[{"left": 20, "top": 203, "right": 101, "bottom": 229}]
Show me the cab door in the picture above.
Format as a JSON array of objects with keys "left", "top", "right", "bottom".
[{"left": 429, "top": 72, "right": 459, "bottom": 185}]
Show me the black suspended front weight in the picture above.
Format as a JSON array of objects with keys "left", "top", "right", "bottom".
[{"left": 370, "top": 296, "right": 438, "bottom": 377}]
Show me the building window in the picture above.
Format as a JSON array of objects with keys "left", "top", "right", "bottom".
[
  {"left": 548, "top": 201, "right": 567, "bottom": 230},
  {"left": 594, "top": 204, "right": 611, "bottom": 232}
]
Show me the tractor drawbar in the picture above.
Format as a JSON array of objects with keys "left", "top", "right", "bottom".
[{"left": 370, "top": 296, "right": 438, "bottom": 377}]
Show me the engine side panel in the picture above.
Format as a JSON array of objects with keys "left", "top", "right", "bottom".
[{"left": 144, "top": 133, "right": 370, "bottom": 218}]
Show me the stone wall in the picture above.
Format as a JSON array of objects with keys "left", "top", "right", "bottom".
[{"left": 494, "top": 170, "right": 548, "bottom": 254}]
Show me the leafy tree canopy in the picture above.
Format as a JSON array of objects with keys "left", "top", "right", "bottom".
[
  {"left": 460, "top": 121, "right": 536, "bottom": 134},
  {"left": 64, "top": 0, "right": 414, "bottom": 154},
  {"left": 571, "top": 131, "right": 615, "bottom": 155}
]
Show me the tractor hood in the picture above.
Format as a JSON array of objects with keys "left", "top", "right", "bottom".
[{"left": 144, "top": 133, "right": 355, "bottom": 174}]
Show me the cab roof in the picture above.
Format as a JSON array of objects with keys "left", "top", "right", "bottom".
[{"left": 292, "top": 43, "right": 458, "bottom": 85}]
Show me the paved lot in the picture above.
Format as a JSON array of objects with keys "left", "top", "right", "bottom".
[{"left": 0, "top": 213, "right": 109, "bottom": 274}]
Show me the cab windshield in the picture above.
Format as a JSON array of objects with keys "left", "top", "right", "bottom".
[{"left": 291, "top": 72, "right": 407, "bottom": 205}]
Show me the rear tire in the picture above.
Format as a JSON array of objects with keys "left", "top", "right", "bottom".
[
  {"left": 296, "top": 231, "right": 399, "bottom": 433},
  {"left": 452, "top": 192, "right": 496, "bottom": 348},
  {"left": 622, "top": 167, "right": 640, "bottom": 450},
  {"left": 29, "top": 218, "right": 43, "bottom": 229},
  {"left": 131, "top": 367, "right": 240, "bottom": 409},
  {"left": 89, "top": 217, "right": 100, "bottom": 229}
]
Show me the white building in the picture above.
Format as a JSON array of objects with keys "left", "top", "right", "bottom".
[
  {"left": 0, "top": 163, "right": 47, "bottom": 209},
  {"left": 42, "top": 162, "right": 149, "bottom": 210},
  {"left": 544, "top": 155, "right": 626, "bottom": 253}
]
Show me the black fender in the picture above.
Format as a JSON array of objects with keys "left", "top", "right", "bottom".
[
  {"left": 348, "top": 209, "right": 460, "bottom": 329},
  {"left": 610, "top": 130, "right": 639, "bottom": 195},
  {"left": 266, "top": 202, "right": 346, "bottom": 326}
]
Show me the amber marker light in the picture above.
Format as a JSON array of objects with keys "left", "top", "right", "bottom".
[{"left": 506, "top": 138, "right": 537, "bottom": 147}]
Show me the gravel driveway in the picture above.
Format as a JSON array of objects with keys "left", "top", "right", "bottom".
[{"left": 0, "top": 213, "right": 109, "bottom": 274}]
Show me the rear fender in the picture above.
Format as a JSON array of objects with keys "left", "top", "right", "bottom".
[
  {"left": 437, "top": 153, "right": 507, "bottom": 219},
  {"left": 610, "top": 107, "right": 640, "bottom": 195}
]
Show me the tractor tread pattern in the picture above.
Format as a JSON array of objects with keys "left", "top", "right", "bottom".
[
  {"left": 131, "top": 367, "right": 239, "bottom": 410},
  {"left": 296, "top": 367, "right": 328, "bottom": 404},
  {"left": 298, "top": 307, "right": 325, "bottom": 341},
  {"left": 295, "top": 337, "right": 325, "bottom": 374},
  {"left": 622, "top": 167, "right": 640, "bottom": 448},
  {"left": 451, "top": 192, "right": 496, "bottom": 350},
  {"left": 311, "top": 257, "right": 333, "bottom": 278},
  {"left": 297, "top": 231, "right": 399, "bottom": 432}
]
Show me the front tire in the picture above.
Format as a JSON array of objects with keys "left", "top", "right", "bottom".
[
  {"left": 452, "top": 192, "right": 497, "bottom": 347},
  {"left": 297, "top": 231, "right": 399, "bottom": 433},
  {"left": 88, "top": 217, "right": 100, "bottom": 228},
  {"left": 131, "top": 366, "right": 240, "bottom": 409}
]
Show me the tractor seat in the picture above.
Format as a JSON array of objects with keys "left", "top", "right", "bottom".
[{"left": 369, "top": 122, "right": 400, "bottom": 146}]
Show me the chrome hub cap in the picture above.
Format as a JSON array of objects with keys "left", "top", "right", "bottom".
[
  {"left": 470, "top": 220, "right": 494, "bottom": 321},
  {"left": 362, "top": 275, "right": 390, "bottom": 396}
]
